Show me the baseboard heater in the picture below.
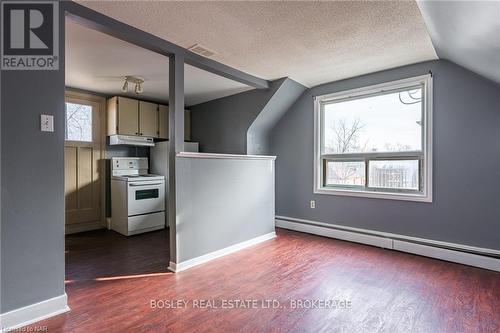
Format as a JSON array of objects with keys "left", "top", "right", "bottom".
[{"left": 275, "top": 216, "right": 500, "bottom": 272}]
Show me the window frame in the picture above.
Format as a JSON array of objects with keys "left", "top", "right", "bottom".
[{"left": 313, "top": 74, "right": 433, "bottom": 202}]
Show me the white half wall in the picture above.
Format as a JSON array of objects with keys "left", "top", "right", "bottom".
[{"left": 174, "top": 152, "right": 276, "bottom": 268}]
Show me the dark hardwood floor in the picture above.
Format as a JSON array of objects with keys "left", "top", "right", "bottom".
[{"left": 25, "top": 228, "right": 499, "bottom": 332}]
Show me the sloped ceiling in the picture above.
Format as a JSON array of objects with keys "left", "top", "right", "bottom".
[
  {"left": 417, "top": 1, "right": 500, "bottom": 84},
  {"left": 77, "top": 1, "right": 437, "bottom": 88}
]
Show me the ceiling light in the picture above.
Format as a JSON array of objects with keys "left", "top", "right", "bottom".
[
  {"left": 135, "top": 82, "right": 143, "bottom": 94},
  {"left": 121, "top": 80, "right": 128, "bottom": 92},
  {"left": 121, "top": 76, "right": 145, "bottom": 94}
]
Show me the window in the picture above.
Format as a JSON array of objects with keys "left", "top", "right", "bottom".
[
  {"left": 314, "top": 74, "right": 432, "bottom": 202},
  {"left": 65, "top": 102, "right": 92, "bottom": 142}
]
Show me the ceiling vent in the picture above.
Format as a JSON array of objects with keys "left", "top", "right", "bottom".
[{"left": 188, "top": 44, "right": 215, "bottom": 57}]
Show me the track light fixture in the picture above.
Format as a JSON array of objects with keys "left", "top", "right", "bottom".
[
  {"left": 121, "top": 76, "right": 145, "bottom": 94},
  {"left": 121, "top": 80, "right": 128, "bottom": 93}
]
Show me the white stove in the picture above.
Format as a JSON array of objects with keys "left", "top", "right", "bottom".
[{"left": 110, "top": 157, "right": 166, "bottom": 236}]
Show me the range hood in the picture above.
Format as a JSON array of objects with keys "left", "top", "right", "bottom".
[{"left": 109, "top": 135, "right": 155, "bottom": 147}]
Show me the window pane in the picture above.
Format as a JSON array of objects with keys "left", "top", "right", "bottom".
[
  {"left": 325, "top": 161, "right": 365, "bottom": 186},
  {"left": 368, "top": 160, "right": 419, "bottom": 190},
  {"left": 65, "top": 102, "right": 92, "bottom": 142},
  {"left": 323, "top": 87, "right": 422, "bottom": 154}
]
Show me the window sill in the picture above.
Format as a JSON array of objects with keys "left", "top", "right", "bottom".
[{"left": 314, "top": 187, "right": 432, "bottom": 203}]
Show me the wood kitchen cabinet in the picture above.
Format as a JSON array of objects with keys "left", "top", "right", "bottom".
[
  {"left": 107, "top": 96, "right": 190, "bottom": 140},
  {"left": 107, "top": 96, "right": 139, "bottom": 136},
  {"left": 107, "top": 96, "right": 159, "bottom": 138},
  {"left": 158, "top": 105, "right": 191, "bottom": 141},
  {"left": 139, "top": 101, "right": 158, "bottom": 137}
]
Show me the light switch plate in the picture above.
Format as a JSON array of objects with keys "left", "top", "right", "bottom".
[{"left": 41, "top": 114, "right": 54, "bottom": 132}]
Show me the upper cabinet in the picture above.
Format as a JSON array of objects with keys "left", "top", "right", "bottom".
[
  {"left": 107, "top": 96, "right": 191, "bottom": 141},
  {"left": 157, "top": 105, "right": 191, "bottom": 141},
  {"left": 139, "top": 101, "right": 158, "bottom": 137},
  {"left": 107, "top": 96, "right": 139, "bottom": 136}
]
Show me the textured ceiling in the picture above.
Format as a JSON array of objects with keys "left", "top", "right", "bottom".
[
  {"left": 417, "top": 1, "right": 500, "bottom": 84},
  {"left": 77, "top": 1, "right": 437, "bottom": 87},
  {"left": 65, "top": 20, "right": 252, "bottom": 105}
]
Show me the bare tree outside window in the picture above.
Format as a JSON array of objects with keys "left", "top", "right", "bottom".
[
  {"left": 326, "top": 118, "right": 366, "bottom": 154},
  {"left": 65, "top": 102, "right": 92, "bottom": 142},
  {"left": 325, "top": 118, "right": 366, "bottom": 185}
]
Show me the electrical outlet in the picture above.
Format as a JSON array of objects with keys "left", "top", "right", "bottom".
[{"left": 310, "top": 200, "right": 316, "bottom": 209}]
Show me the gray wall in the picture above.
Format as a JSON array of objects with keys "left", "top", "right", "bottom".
[
  {"left": 272, "top": 60, "right": 500, "bottom": 250},
  {"left": 1, "top": 15, "right": 65, "bottom": 312},
  {"left": 247, "top": 78, "right": 306, "bottom": 155},
  {"left": 176, "top": 156, "right": 275, "bottom": 262},
  {"left": 190, "top": 78, "right": 286, "bottom": 154}
]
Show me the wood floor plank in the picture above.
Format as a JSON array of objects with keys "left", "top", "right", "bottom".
[{"left": 21, "top": 228, "right": 500, "bottom": 332}]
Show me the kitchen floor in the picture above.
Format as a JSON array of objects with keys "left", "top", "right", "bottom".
[
  {"left": 25, "top": 228, "right": 499, "bottom": 332},
  {"left": 65, "top": 228, "right": 170, "bottom": 283}
]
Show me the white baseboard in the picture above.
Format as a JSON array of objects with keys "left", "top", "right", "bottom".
[
  {"left": 167, "top": 261, "right": 177, "bottom": 273},
  {"left": 0, "top": 293, "right": 70, "bottom": 331},
  {"left": 169, "top": 232, "right": 277, "bottom": 272},
  {"left": 392, "top": 240, "right": 500, "bottom": 272},
  {"left": 276, "top": 217, "right": 500, "bottom": 272},
  {"left": 277, "top": 219, "right": 393, "bottom": 249}
]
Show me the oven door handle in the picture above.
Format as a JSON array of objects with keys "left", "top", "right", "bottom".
[{"left": 129, "top": 183, "right": 163, "bottom": 187}]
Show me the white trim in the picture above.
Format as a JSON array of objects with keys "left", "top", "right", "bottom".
[
  {"left": 314, "top": 74, "right": 433, "bottom": 102},
  {"left": 176, "top": 152, "right": 276, "bottom": 161},
  {"left": 167, "top": 261, "right": 177, "bottom": 273},
  {"left": 0, "top": 294, "right": 69, "bottom": 331},
  {"left": 276, "top": 216, "right": 500, "bottom": 272},
  {"left": 276, "top": 215, "right": 500, "bottom": 256},
  {"left": 313, "top": 74, "right": 433, "bottom": 203},
  {"left": 313, "top": 187, "right": 432, "bottom": 202},
  {"left": 169, "top": 232, "right": 276, "bottom": 272},
  {"left": 392, "top": 240, "right": 499, "bottom": 272},
  {"left": 278, "top": 218, "right": 392, "bottom": 249}
]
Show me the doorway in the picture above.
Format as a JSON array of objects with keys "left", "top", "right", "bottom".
[{"left": 64, "top": 91, "right": 106, "bottom": 234}]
